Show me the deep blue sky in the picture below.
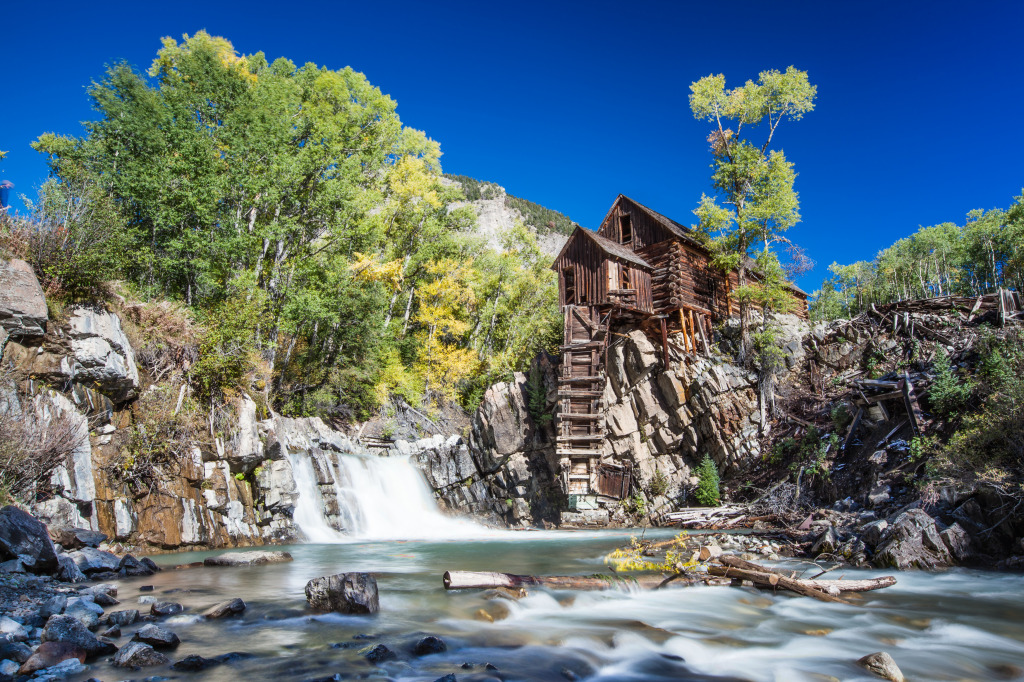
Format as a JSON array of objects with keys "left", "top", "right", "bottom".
[{"left": 2, "top": 1, "right": 1022, "bottom": 292}]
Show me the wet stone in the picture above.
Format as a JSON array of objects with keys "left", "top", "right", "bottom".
[
  {"left": 113, "top": 640, "right": 170, "bottom": 669},
  {"left": 203, "top": 598, "right": 245, "bottom": 619},
  {"left": 132, "top": 624, "right": 180, "bottom": 649},
  {"left": 413, "top": 636, "right": 447, "bottom": 656},
  {"left": 433, "top": 676, "right": 457, "bottom": 682},
  {"left": 361, "top": 644, "right": 395, "bottom": 663},
  {"left": 170, "top": 654, "right": 222, "bottom": 672},
  {"left": 150, "top": 601, "right": 184, "bottom": 617},
  {"left": 107, "top": 609, "right": 139, "bottom": 626}
]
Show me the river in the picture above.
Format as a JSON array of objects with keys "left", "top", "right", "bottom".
[{"left": 71, "top": 452, "right": 1024, "bottom": 681}]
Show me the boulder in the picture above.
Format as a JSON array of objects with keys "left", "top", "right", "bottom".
[
  {"left": 40, "top": 595, "right": 67, "bottom": 619},
  {"left": 0, "top": 617, "right": 29, "bottom": 640},
  {"left": 873, "top": 508, "right": 953, "bottom": 569},
  {"left": 113, "top": 641, "right": 169, "bottom": 669},
  {"left": 861, "top": 519, "right": 889, "bottom": 547},
  {"left": 63, "top": 597, "right": 104, "bottom": 628},
  {"left": 305, "top": 573, "right": 379, "bottom": 614},
  {"left": 857, "top": 651, "right": 905, "bottom": 682},
  {"left": 413, "top": 636, "right": 447, "bottom": 656},
  {"left": 811, "top": 525, "right": 840, "bottom": 555},
  {"left": 203, "top": 550, "right": 293, "bottom": 567},
  {"left": 361, "top": 643, "right": 395, "bottom": 663},
  {"left": 0, "top": 258, "right": 47, "bottom": 338},
  {"left": 867, "top": 484, "right": 891, "bottom": 507},
  {"left": 150, "top": 602, "right": 184, "bottom": 617},
  {"left": 202, "top": 598, "right": 246, "bottom": 619},
  {"left": 132, "top": 624, "right": 180, "bottom": 649},
  {"left": 171, "top": 654, "right": 221, "bottom": 672},
  {"left": 68, "top": 547, "right": 120, "bottom": 575},
  {"left": 49, "top": 527, "right": 107, "bottom": 550},
  {"left": 42, "top": 615, "right": 116, "bottom": 658},
  {"left": 65, "top": 306, "right": 140, "bottom": 402},
  {"left": 106, "top": 610, "right": 138, "bottom": 627},
  {"left": 55, "top": 555, "right": 85, "bottom": 583},
  {"left": 0, "top": 639, "right": 32, "bottom": 663},
  {"left": 16, "top": 641, "right": 86, "bottom": 676},
  {"left": 118, "top": 554, "right": 154, "bottom": 577},
  {"left": 0, "top": 506, "right": 59, "bottom": 575},
  {"left": 940, "top": 523, "right": 972, "bottom": 561}
]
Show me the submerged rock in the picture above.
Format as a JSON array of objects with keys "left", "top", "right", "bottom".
[
  {"left": 361, "top": 643, "right": 395, "bottom": 663},
  {"left": 413, "top": 635, "right": 447, "bottom": 656},
  {"left": 305, "top": 572, "right": 379, "bottom": 614},
  {"left": 150, "top": 601, "right": 184, "bottom": 617},
  {"left": 171, "top": 654, "right": 222, "bottom": 672},
  {"left": 203, "top": 551, "right": 293, "bottom": 567},
  {"left": 857, "top": 651, "right": 905, "bottom": 682},
  {"left": 203, "top": 598, "right": 246, "bottom": 619}
]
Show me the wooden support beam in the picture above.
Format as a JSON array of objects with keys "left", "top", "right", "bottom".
[{"left": 660, "top": 317, "right": 670, "bottom": 369}]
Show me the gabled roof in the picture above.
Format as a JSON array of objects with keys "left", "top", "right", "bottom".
[
  {"left": 552, "top": 226, "right": 653, "bottom": 271},
  {"left": 616, "top": 194, "right": 695, "bottom": 242}
]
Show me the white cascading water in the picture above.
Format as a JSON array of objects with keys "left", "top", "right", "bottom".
[{"left": 285, "top": 447, "right": 492, "bottom": 542}]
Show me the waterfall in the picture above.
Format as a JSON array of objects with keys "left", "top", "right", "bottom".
[{"left": 284, "top": 447, "right": 490, "bottom": 542}]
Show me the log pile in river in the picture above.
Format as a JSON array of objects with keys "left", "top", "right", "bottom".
[{"left": 443, "top": 557, "right": 896, "bottom": 603}]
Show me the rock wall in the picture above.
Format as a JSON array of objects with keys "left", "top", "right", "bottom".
[{"left": 411, "top": 329, "right": 769, "bottom": 528}]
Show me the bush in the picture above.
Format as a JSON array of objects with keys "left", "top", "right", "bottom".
[
  {"left": 0, "top": 371, "right": 87, "bottom": 504},
  {"left": 649, "top": 468, "right": 669, "bottom": 497},
  {"left": 694, "top": 455, "right": 721, "bottom": 506},
  {"left": 929, "top": 348, "right": 972, "bottom": 416}
]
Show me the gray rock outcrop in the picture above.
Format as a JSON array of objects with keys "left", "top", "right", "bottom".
[
  {"left": 63, "top": 306, "right": 140, "bottom": 402},
  {"left": 0, "top": 258, "right": 47, "bottom": 338}
]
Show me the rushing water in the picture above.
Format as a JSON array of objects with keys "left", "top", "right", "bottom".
[
  {"left": 69, "top": 454, "right": 1024, "bottom": 681},
  {"left": 71, "top": 533, "right": 1024, "bottom": 682}
]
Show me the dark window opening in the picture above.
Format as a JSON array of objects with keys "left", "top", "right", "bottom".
[
  {"left": 563, "top": 267, "right": 577, "bottom": 304},
  {"left": 619, "top": 214, "right": 633, "bottom": 245},
  {"left": 621, "top": 267, "right": 631, "bottom": 290}
]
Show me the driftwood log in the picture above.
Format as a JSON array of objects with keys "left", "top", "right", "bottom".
[
  {"left": 443, "top": 570, "right": 676, "bottom": 591},
  {"left": 708, "top": 556, "right": 896, "bottom": 604}
]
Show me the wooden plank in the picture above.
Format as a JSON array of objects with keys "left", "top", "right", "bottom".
[
  {"left": 557, "top": 413, "right": 604, "bottom": 420},
  {"left": 842, "top": 407, "right": 864, "bottom": 451},
  {"left": 899, "top": 373, "right": 925, "bottom": 437}
]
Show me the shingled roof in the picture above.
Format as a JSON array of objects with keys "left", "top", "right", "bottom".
[{"left": 553, "top": 226, "right": 653, "bottom": 271}]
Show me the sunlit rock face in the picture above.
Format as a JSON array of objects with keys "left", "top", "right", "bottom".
[
  {"left": 64, "top": 307, "right": 141, "bottom": 402},
  {"left": 0, "top": 258, "right": 48, "bottom": 339},
  {"left": 411, "top": 330, "right": 769, "bottom": 529}
]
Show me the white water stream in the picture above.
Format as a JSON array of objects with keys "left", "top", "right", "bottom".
[{"left": 283, "top": 446, "right": 492, "bottom": 541}]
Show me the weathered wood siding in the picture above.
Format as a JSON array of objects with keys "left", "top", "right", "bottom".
[
  {"left": 596, "top": 197, "right": 680, "bottom": 250},
  {"left": 554, "top": 230, "right": 653, "bottom": 312}
]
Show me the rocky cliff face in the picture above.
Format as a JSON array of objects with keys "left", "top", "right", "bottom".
[
  {"left": 446, "top": 181, "right": 568, "bottom": 258},
  {"left": 411, "top": 329, "right": 774, "bottom": 528}
]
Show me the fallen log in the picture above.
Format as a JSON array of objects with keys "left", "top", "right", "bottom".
[
  {"left": 707, "top": 564, "right": 852, "bottom": 605},
  {"left": 442, "top": 570, "right": 675, "bottom": 591},
  {"left": 712, "top": 555, "right": 896, "bottom": 602}
]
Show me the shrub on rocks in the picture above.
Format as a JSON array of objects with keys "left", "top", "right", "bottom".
[{"left": 305, "top": 573, "right": 379, "bottom": 614}]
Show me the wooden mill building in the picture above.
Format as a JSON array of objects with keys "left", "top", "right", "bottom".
[{"left": 551, "top": 195, "right": 808, "bottom": 498}]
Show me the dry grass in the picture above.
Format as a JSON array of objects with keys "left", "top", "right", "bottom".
[{"left": 115, "top": 294, "right": 200, "bottom": 385}]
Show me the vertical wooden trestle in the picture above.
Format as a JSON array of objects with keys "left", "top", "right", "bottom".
[{"left": 556, "top": 305, "right": 608, "bottom": 495}]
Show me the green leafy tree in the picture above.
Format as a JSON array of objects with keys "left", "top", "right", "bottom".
[{"left": 689, "top": 67, "right": 816, "bottom": 359}]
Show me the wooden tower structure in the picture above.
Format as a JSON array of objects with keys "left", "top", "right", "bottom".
[{"left": 551, "top": 195, "right": 809, "bottom": 498}]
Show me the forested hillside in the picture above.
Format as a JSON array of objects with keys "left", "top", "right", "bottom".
[
  {"left": 1, "top": 31, "right": 560, "bottom": 421},
  {"left": 811, "top": 194, "right": 1024, "bottom": 319}
]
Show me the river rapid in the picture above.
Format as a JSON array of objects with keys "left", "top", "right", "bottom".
[{"left": 70, "top": 530, "right": 1024, "bottom": 682}]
